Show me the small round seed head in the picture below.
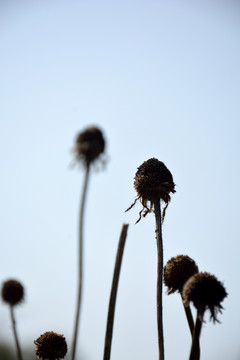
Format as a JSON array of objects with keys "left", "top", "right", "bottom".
[
  {"left": 1, "top": 279, "right": 24, "bottom": 306},
  {"left": 34, "top": 332, "right": 67, "bottom": 360},
  {"left": 126, "top": 158, "right": 175, "bottom": 223},
  {"left": 73, "top": 126, "right": 105, "bottom": 166},
  {"left": 182, "top": 272, "right": 227, "bottom": 322},
  {"left": 164, "top": 255, "right": 199, "bottom": 295}
]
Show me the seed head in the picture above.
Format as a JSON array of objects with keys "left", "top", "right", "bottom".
[
  {"left": 34, "top": 332, "right": 67, "bottom": 360},
  {"left": 1, "top": 279, "right": 24, "bottom": 306},
  {"left": 126, "top": 158, "right": 175, "bottom": 223},
  {"left": 182, "top": 272, "right": 227, "bottom": 322},
  {"left": 164, "top": 255, "right": 199, "bottom": 295},
  {"left": 73, "top": 126, "right": 105, "bottom": 167}
]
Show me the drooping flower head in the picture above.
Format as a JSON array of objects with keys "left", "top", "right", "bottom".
[
  {"left": 34, "top": 331, "right": 67, "bottom": 360},
  {"left": 73, "top": 126, "right": 105, "bottom": 167},
  {"left": 164, "top": 255, "right": 199, "bottom": 295},
  {"left": 126, "top": 158, "right": 175, "bottom": 223},
  {"left": 1, "top": 279, "right": 24, "bottom": 306},
  {"left": 182, "top": 272, "right": 227, "bottom": 322}
]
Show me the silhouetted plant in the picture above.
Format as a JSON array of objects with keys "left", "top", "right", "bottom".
[
  {"left": 164, "top": 255, "right": 199, "bottom": 334},
  {"left": 1, "top": 279, "right": 24, "bottom": 360},
  {"left": 182, "top": 272, "right": 227, "bottom": 360},
  {"left": 126, "top": 158, "right": 175, "bottom": 360},
  {"left": 71, "top": 126, "right": 106, "bottom": 360}
]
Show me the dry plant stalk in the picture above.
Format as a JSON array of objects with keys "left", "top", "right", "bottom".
[
  {"left": 103, "top": 224, "right": 129, "bottom": 360},
  {"left": 1, "top": 279, "right": 24, "bottom": 360},
  {"left": 126, "top": 158, "right": 175, "bottom": 360},
  {"left": 182, "top": 272, "right": 227, "bottom": 360},
  {"left": 71, "top": 126, "right": 105, "bottom": 360}
]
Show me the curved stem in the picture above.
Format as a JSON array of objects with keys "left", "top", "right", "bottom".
[
  {"left": 103, "top": 224, "right": 129, "bottom": 360},
  {"left": 10, "top": 306, "right": 23, "bottom": 360},
  {"left": 71, "top": 164, "right": 90, "bottom": 360},
  {"left": 154, "top": 199, "right": 164, "bottom": 360},
  {"left": 180, "top": 293, "right": 195, "bottom": 335},
  {"left": 189, "top": 309, "right": 203, "bottom": 360}
]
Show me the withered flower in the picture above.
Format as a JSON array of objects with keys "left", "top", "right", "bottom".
[
  {"left": 164, "top": 255, "right": 199, "bottom": 295},
  {"left": 126, "top": 158, "right": 175, "bottom": 223},
  {"left": 35, "top": 332, "right": 67, "bottom": 360},
  {"left": 126, "top": 158, "right": 175, "bottom": 360},
  {"left": 1, "top": 279, "right": 24, "bottom": 306},
  {"left": 182, "top": 272, "right": 227, "bottom": 322},
  {"left": 73, "top": 126, "right": 105, "bottom": 167}
]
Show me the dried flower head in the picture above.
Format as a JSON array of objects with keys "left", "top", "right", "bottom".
[
  {"left": 1, "top": 279, "right": 24, "bottom": 306},
  {"left": 126, "top": 158, "right": 175, "bottom": 223},
  {"left": 182, "top": 272, "right": 227, "bottom": 322},
  {"left": 164, "top": 255, "right": 199, "bottom": 295},
  {"left": 35, "top": 332, "right": 67, "bottom": 360},
  {"left": 73, "top": 126, "right": 105, "bottom": 166}
]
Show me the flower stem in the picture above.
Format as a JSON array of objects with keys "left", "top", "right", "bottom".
[
  {"left": 153, "top": 199, "right": 164, "bottom": 360},
  {"left": 180, "top": 293, "right": 195, "bottom": 335},
  {"left": 189, "top": 309, "right": 203, "bottom": 360},
  {"left": 180, "top": 294, "right": 200, "bottom": 359},
  {"left": 103, "top": 224, "right": 129, "bottom": 360},
  {"left": 71, "top": 164, "right": 90, "bottom": 360},
  {"left": 10, "top": 306, "right": 23, "bottom": 360}
]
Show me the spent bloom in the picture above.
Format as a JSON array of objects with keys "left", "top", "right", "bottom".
[
  {"left": 182, "top": 272, "right": 227, "bottom": 322},
  {"left": 73, "top": 126, "right": 105, "bottom": 167},
  {"left": 35, "top": 331, "right": 67, "bottom": 360},
  {"left": 1, "top": 279, "right": 24, "bottom": 306},
  {"left": 164, "top": 255, "right": 199, "bottom": 295},
  {"left": 126, "top": 158, "right": 175, "bottom": 223}
]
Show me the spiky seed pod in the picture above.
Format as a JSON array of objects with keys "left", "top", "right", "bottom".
[
  {"left": 73, "top": 126, "right": 105, "bottom": 166},
  {"left": 126, "top": 158, "right": 175, "bottom": 223},
  {"left": 164, "top": 255, "right": 199, "bottom": 295},
  {"left": 35, "top": 332, "right": 67, "bottom": 360},
  {"left": 1, "top": 280, "right": 24, "bottom": 306},
  {"left": 182, "top": 272, "right": 227, "bottom": 322}
]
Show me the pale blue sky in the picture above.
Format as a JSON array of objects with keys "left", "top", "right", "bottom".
[{"left": 0, "top": 1, "right": 240, "bottom": 360}]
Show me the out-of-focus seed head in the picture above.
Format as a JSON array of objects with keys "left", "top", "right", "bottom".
[
  {"left": 73, "top": 126, "right": 105, "bottom": 167},
  {"left": 1, "top": 279, "right": 24, "bottom": 306},
  {"left": 182, "top": 272, "right": 227, "bottom": 322},
  {"left": 126, "top": 158, "right": 175, "bottom": 223},
  {"left": 164, "top": 255, "right": 199, "bottom": 295},
  {"left": 34, "top": 331, "right": 67, "bottom": 360}
]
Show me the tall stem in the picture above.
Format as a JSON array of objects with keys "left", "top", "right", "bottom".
[
  {"left": 103, "top": 224, "right": 129, "bottom": 360},
  {"left": 72, "top": 164, "right": 90, "bottom": 360},
  {"left": 10, "top": 306, "right": 23, "bottom": 360},
  {"left": 189, "top": 309, "right": 203, "bottom": 360},
  {"left": 154, "top": 199, "right": 164, "bottom": 360}
]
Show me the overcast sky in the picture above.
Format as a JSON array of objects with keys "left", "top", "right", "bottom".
[{"left": 1, "top": 1, "right": 240, "bottom": 360}]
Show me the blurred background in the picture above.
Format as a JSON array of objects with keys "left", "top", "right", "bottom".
[{"left": 0, "top": 1, "right": 240, "bottom": 359}]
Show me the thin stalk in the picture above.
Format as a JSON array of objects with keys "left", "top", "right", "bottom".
[
  {"left": 153, "top": 199, "right": 164, "bottom": 360},
  {"left": 71, "top": 164, "right": 90, "bottom": 360},
  {"left": 103, "top": 224, "right": 129, "bottom": 360},
  {"left": 10, "top": 306, "right": 23, "bottom": 360},
  {"left": 189, "top": 309, "right": 203, "bottom": 360},
  {"left": 180, "top": 293, "right": 194, "bottom": 335},
  {"left": 180, "top": 293, "right": 200, "bottom": 359}
]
